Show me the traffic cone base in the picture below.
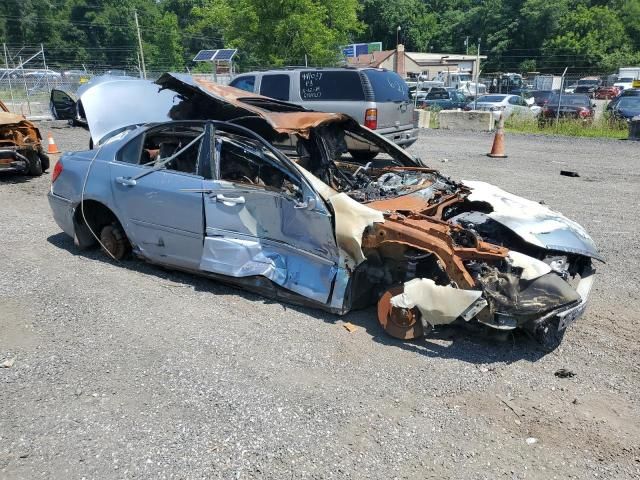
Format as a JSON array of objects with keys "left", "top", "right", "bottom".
[
  {"left": 47, "top": 132, "right": 60, "bottom": 154},
  {"left": 487, "top": 114, "right": 507, "bottom": 158}
]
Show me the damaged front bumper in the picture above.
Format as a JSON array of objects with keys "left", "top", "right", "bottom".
[{"left": 381, "top": 268, "right": 594, "bottom": 348}]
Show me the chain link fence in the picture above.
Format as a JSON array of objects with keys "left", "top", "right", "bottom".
[{"left": 0, "top": 66, "right": 233, "bottom": 119}]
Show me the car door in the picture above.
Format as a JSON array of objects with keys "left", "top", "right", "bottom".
[
  {"left": 50, "top": 89, "right": 77, "bottom": 120},
  {"left": 199, "top": 126, "right": 340, "bottom": 304},
  {"left": 109, "top": 122, "right": 209, "bottom": 270}
]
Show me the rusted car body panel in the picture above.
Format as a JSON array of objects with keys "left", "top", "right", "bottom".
[
  {"left": 48, "top": 75, "right": 600, "bottom": 349},
  {"left": 0, "top": 100, "right": 49, "bottom": 175}
]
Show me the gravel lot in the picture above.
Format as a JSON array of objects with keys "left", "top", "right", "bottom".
[{"left": 1, "top": 123, "right": 639, "bottom": 479}]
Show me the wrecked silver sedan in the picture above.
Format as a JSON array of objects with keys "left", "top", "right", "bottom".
[{"left": 48, "top": 74, "right": 600, "bottom": 349}]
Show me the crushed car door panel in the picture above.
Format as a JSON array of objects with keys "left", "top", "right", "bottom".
[{"left": 200, "top": 132, "right": 339, "bottom": 304}]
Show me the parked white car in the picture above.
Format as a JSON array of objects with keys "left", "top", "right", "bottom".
[
  {"left": 614, "top": 77, "right": 636, "bottom": 91},
  {"left": 466, "top": 94, "right": 542, "bottom": 120}
]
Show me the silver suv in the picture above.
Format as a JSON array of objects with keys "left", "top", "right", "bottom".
[{"left": 229, "top": 67, "right": 418, "bottom": 160}]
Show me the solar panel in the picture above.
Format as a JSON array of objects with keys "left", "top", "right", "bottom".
[
  {"left": 193, "top": 50, "right": 217, "bottom": 62},
  {"left": 214, "top": 49, "right": 237, "bottom": 61}
]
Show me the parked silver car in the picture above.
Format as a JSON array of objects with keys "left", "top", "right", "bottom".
[
  {"left": 466, "top": 94, "right": 542, "bottom": 120},
  {"left": 48, "top": 74, "right": 600, "bottom": 350},
  {"left": 229, "top": 68, "right": 418, "bottom": 161}
]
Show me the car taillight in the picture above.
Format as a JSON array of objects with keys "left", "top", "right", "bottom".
[
  {"left": 52, "top": 160, "right": 63, "bottom": 183},
  {"left": 579, "top": 108, "right": 591, "bottom": 117},
  {"left": 364, "top": 108, "right": 377, "bottom": 129}
]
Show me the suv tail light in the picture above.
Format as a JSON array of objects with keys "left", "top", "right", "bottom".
[
  {"left": 52, "top": 160, "right": 63, "bottom": 183},
  {"left": 578, "top": 107, "right": 591, "bottom": 118},
  {"left": 364, "top": 108, "right": 377, "bottom": 129}
]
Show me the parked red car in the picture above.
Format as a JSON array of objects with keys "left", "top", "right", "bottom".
[
  {"left": 595, "top": 85, "right": 620, "bottom": 99},
  {"left": 540, "top": 94, "right": 595, "bottom": 122}
]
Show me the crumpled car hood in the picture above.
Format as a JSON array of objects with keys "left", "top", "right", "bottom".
[
  {"left": 79, "top": 78, "right": 180, "bottom": 145},
  {"left": 79, "top": 73, "right": 353, "bottom": 145},
  {"left": 464, "top": 180, "right": 603, "bottom": 261},
  {"left": 155, "top": 73, "right": 350, "bottom": 138}
]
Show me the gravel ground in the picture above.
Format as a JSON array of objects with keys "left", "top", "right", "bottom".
[{"left": 1, "top": 122, "right": 639, "bottom": 479}]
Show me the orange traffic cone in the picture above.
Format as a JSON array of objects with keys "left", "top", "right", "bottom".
[
  {"left": 47, "top": 132, "right": 60, "bottom": 154},
  {"left": 487, "top": 113, "right": 507, "bottom": 158}
]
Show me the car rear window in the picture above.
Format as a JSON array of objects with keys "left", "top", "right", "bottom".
[
  {"left": 534, "top": 91, "right": 554, "bottom": 99},
  {"left": 478, "top": 95, "right": 506, "bottom": 102},
  {"left": 259, "top": 74, "right": 290, "bottom": 101},
  {"left": 548, "top": 95, "right": 590, "bottom": 106},
  {"left": 426, "top": 87, "right": 448, "bottom": 100},
  {"left": 362, "top": 69, "right": 409, "bottom": 102},
  {"left": 299, "top": 71, "right": 364, "bottom": 101}
]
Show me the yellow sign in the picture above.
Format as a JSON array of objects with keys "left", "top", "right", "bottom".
[{"left": 633, "top": 79, "right": 640, "bottom": 88}]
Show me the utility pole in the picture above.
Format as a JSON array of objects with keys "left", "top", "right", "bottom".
[
  {"left": 19, "top": 56, "right": 31, "bottom": 115},
  {"left": 556, "top": 66, "right": 569, "bottom": 130},
  {"left": 465, "top": 36, "right": 469, "bottom": 55},
  {"left": 40, "top": 44, "right": 51, "bottom": 93},
  {"left": 3, "top": 44, "right": 15, "bottom": 105},
  {"left": 474, "top": 38, "right": 481, "bottom": 110},
  {"left": 134, "top": 10, "right": 146, "bottom": 79}
]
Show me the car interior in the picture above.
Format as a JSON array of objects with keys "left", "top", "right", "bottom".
[
  {"left": 216, "top": 132, "right": 301, "bottom": 198},
  {"left": 139, "top": 125, "right": 204, "bottom": 175}
]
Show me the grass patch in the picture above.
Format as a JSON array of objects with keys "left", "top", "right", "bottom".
[{"left": 505, "top": 114, "right": 628, "bottom": 139}]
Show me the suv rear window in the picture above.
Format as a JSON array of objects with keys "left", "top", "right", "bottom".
[
  {"left": 299, "top": 71, "right": 364, "bottom": 101},
  {"left": 362, "top": 70, "right": 409, "bottom": 102},
  {"left": 259, "top": 74, "right": 290, "bottom": 101}
]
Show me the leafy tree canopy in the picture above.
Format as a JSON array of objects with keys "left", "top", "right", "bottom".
[{"left": 0, "top": 0, "right": 638, "bottom": 74}]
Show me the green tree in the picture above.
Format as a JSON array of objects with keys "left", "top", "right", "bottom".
[
  {"left": 191, "top": 0, "right": 362, "bottom": 68},
  {"left": 359, "top": 0, "right": 437, "bottom": 51},
  {"left": 542, "top": 4, "right": 637, "bottom": 72}
]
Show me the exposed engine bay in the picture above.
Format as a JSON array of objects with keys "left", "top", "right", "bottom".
[{"left": 286, "top": 119, "right": 598, "bottom": 350}]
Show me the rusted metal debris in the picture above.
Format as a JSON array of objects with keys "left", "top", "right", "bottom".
[{"left": 0, "top": 100, "right": 49, "bottom": 175}]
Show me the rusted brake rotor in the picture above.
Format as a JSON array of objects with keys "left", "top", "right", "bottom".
[{"left": 377, "top": 286, "right": 425, "bottom": 340}]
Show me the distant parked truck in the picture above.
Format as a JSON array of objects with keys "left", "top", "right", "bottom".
[
  {"left": 614, "top": 67, "right": 640, "bottom": 91},
  {"left": 533, "top": 75, "right": 563, "bottom": 91},
  {"left": 432, "top": 70, "right": 486, "bottom": 96}
]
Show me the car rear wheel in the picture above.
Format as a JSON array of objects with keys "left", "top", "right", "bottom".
[
  {"left": 349, "top": 150, "right": 379, "bottom": 162},
  {"left": 99, "top": 222, "right": 130, "bottom": 260}
]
